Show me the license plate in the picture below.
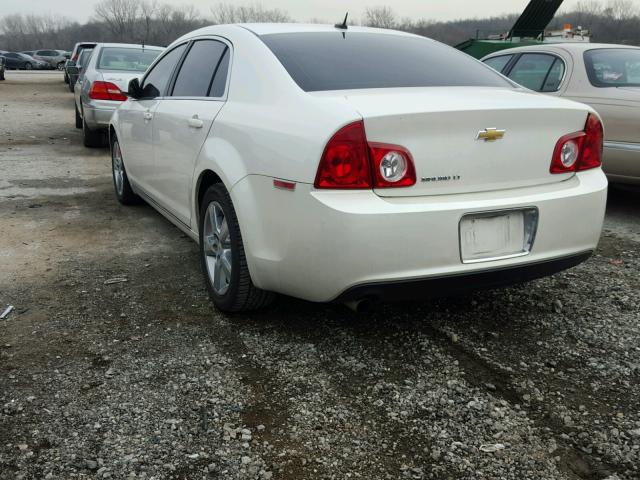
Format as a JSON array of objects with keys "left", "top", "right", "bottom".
[{"left": 459, "top": 209, "right": 537, "bottom": 263}]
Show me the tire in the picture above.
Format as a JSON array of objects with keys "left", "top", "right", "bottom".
[
  {"left": 68, "top": 78, "right": 75, "bottom": 92},
  {"left": 82, "top": 113, "right": 104, "bottom": 148},
  {"left": 75, "top": 104, "right": 82, "bottom": 129},
  {"left": 199, "top": 184, "right": 274, "bottom": 312},
  {"left": 57, "top": 62, "right": 65, "bottom": 71},
  {"left": 0, "top": 71, "right": 4, "bottom": 81},
  {"left": 64, "top": 72, "right": 69, "bottom": 84},
  {"left": 24, "top": 62, "right": 32, "bottom": 70},
  {"left": 110, "top": 134, "right": 139, "bottom": 205}
]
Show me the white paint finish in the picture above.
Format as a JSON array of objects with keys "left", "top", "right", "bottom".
[
  {"left": 151, "top": 99, "right": 222, "bottom": 226},
  {"left": 111, "top": 24, "right": 608, "bottom": 304}
]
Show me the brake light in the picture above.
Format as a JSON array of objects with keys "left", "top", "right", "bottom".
[
  {"left": 89, "top": 81, "right": 127, "bottom": 101},
  {"left": 550, "top": 113, "right": 603, "bottom": 174},
  {"left": 578, "top": 113, "right": 604, "bottom": 171},
  {"left": 314, "top": 121, "right": 415, "bottom": 189},
  {"left": 314, "top": 121, "right": 371, "bottom": 189}
]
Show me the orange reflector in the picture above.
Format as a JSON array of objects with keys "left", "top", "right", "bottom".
[{"left": 273, "top": 179, "right": 296, "bottom": 191}]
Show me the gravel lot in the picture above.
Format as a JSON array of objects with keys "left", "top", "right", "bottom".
[{"left": 1, "top": 71, "right": 639, "bottom": 480}]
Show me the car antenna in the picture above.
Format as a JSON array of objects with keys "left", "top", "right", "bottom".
[{"left": 335, "top": 12, "right": 348, "bottom": 30}]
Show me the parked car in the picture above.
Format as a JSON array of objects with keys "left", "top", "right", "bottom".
[
  {"left": 31, "top": 49, "right": 68, "bottom": 70},
  {"left": 0, "top": 56, "right": 5, "bottom": 80},
  {"left": 65, "top": 42, "right": 97, "bottom": 85},
  {"left": 67, "top": 47, "right": 94, "bottom": 92},
  {"left": 482, "top": 43, "right": 640, "bottom": 185},
  {"left": 73, "top": 43, "right": 163, "bottom": 147},
  {"left": 109, "top": 24, "right": 607, "bottom": 312},
  {"left": 2, "top": 52, "right": 47, "bottom": 70}
]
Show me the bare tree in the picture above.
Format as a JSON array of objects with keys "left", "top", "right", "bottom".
[
  {"left": 604, "top": 0, "right": 637, "bottom": 19},
  {"left": 94, "top": 0, "right": 141, "bottom": 41},
  {"left": 363, "top": 6, "right": 396, "bottom": 29},
  {"left": 210, "top": 3, "right": 291, "bottom": 24}
]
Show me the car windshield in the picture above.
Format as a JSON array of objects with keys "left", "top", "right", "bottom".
[
  {"left": 584, "top": 48, "right": 640, "bottom": 87},
  {"left": 260, "top": 31, "right": 512, "bottom": 92},
  {"left": 97, "top": 47, "right": 162, "bottom": 72}
]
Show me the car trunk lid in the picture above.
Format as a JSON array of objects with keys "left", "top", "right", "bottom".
[{"left": 319, "top": 87, "right": 590, "bottom": 197}]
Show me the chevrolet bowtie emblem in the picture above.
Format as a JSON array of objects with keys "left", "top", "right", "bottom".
[{"left": 476, "top": 128, "right": 506, "bottom": 142}]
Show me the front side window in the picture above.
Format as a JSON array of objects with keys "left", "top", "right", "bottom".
[
  {"left": 260, "top": 32, "right": 512, "bottom": 92},
  {"left": 507, "top": 53, "right": 563, "bottom": 92},
  {"left": 484, "top": 55, "right": 513, "bottom": 73},
  {"left": 584, "top": 48, "right": 640, "bottom": 87},
  {"left": 171, "top": 40, "right": 228, "bottom": 97},
  {"left": 98, "top": 47, "right": 162, "bottom": 73},
  {"left": 141, "top": 43, "right": 187, "bottom": 98}
]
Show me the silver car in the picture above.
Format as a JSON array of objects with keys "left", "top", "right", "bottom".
[
  {"left": 73, "top": 43, "right": 163, "bottom": 147},
  {"left": 32, "top": 49, "right": 69, "bottom": 70}
]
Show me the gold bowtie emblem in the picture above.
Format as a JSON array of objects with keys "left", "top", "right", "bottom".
[{"left": 476, "top": 128, "right": 506, "bottom": 142}]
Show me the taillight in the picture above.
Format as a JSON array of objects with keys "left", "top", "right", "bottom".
[
  {"left": 314, "top": 121, "right": 415, "bottom": 189},
  {"left": 314, "top": 121, "right": 371, "bottom": 189},
  {"left": 550, "top": 113, "right": 603, "bottom": 174},
  {"left": 578, "top": 113, "right": 604, "bottom": 171},
  {"left": 89, "top": 81, "right": 127, "bottom": 101},
  {"left": 369, "top": 143, "right": 416, "bottom": 188}
]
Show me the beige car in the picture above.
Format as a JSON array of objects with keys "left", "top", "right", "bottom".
[{"left": 482, "top": 43, "right": 640, "bottom": 185}]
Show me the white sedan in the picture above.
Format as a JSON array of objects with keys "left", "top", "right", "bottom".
[{"left": 109, "top": 24, "right": 607, "bottom": 312}]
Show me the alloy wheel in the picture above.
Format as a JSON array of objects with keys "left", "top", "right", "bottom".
[
  {"left": 202, "top": 201, "right": 232, "bottom": 296},
  {"left": 112, "top": 140, "right": 124, "bottom": 196}
]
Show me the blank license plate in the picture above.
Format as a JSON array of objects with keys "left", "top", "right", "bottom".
[{"left": 459, "top": 209, "right": 537, "bottom": 263}]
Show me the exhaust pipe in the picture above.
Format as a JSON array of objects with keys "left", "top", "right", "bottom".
[{"left": 344, "top": 298, "right": 374, "bottom": 313}]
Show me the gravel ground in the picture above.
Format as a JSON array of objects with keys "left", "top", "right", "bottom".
[{"left": 1, "top": 71, "right": 639, "bottom": 480}]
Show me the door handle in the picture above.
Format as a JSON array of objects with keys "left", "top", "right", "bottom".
[
  {"left": 143, "top": 112, "right": 153, "bottom": 121},
  {"left": 188, "top": 115, "right": 204, "bottom": 129}
]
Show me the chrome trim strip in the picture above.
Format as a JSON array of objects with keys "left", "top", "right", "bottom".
[{"left": 604, "top": 141, "right": 640, "bottom": 152}]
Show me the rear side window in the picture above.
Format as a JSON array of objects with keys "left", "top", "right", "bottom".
[
  {"left": 507, "top": 53, "right": 564, "bottom": 92},
  {"left": 484, "top": 55, "right": 513, "bottom": 73},
  {"left": 172, "top": 40, "right": 228, "bottom": 97},
  {"left": 260, "top": 32, "right": 511, "bottom": 92},
  {"left": 141, "top": 43, "right": 188, "bottom": 98},
  {"left": 584, "top": 48, "right": 640, "bottom": 87}
]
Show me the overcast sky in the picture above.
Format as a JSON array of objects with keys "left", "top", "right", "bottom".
[{"left": 0, "top": 0, "right": 602, "bottom": 23}]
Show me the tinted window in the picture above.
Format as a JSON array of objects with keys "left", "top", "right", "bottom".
[
  {"left": 260, "top": 32, "right": 511, "bottom": 92},
  {"left": 172, "top": 40, "right": 227, "bottom": 97},
  {"left": 584, "top": 48, "right": 640, "bottom": 87},
  {"left": 209, "top": 48, "right": 230, "bottom": 97},
  {"left": 78, "top": 49, "right": 93, "bottom": 68},
  {"left": 141, "top": 43, "right": 187, "bottom": 98},
  {"left": 507, "top": 53, "right": 557, "bottom": 91},
  {"left": 484, "top": 55, "right": 513, "bottom": 73},
  {"left": 541, "top": 58, "right": 565, "bottom": 92},
  {"left": 98, "top": 47, "right": 161, "bottom": 72}
]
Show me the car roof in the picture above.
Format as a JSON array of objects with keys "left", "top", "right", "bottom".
[
  {"left": 483, "top": 42, "right": 640, "bottom": 58},
  {"left": 95, "top": 43, "right": 164, "bottom": 50},
  {"left": 186, "top": 23, "right": 421, "bottom": 39}
]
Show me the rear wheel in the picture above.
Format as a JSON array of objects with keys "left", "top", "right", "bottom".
[
  {"left": 75, "top": 104, "right": 82, "bottom": 129},
  {"left": 111, "top": 135, "right": 139, "bottom": 205},
  {"left": 199, "top": 184, "right": 274, "bottom": 312},
  {"left": 82, "top": 111, "right": 104, "bottom": 148},
  {"left": 63, "top": 72, "right": 69, "bottom": 84},
  {"left": 57, "top": 61, "right": 65, "bottom": 71}
]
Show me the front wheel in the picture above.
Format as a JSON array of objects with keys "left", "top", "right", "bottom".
[
  {"left": 24, "top": 62, "right": 32, "bottom": 70},
  {"left": 111, "top": 135, "right": 139, "bottom": 205},
  {"left": 199, "top": 184, "right": 274, "bottom": 312}
]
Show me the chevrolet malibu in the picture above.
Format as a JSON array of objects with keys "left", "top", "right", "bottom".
[{"left": 109, "top": 24, "right": 607, "bottom": 312}]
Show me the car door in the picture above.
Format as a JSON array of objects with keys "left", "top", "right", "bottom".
[
  {"left": 4, "top": 53, "right": 19, "bottom": 69},
  {"left": 116, "top": 43, "right": 188, "bottom": 189},
  {"left": 150, "top": 39, "right": 231, "bottom": 227}
]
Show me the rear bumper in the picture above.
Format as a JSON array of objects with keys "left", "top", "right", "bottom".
[
  {"left": 83, "top": 101, "right": 118, "bottom": 130},
  {"left": 603, "top": 141, "right": 640, "bottom": 185},
  {"left": 335, "top": 251, "right": 591, "bottom": 302},
  {"left": 231, "top": 169, "right": 607, "bottom": 303}
]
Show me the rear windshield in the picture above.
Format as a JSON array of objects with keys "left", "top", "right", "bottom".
[
  {"left": 260, "top": 32, "right": 512, "bottom": 92},
  {"left": 584, "top": 48, "right": 640, "bottom": 87},
  {"left": 98, "top": 47, "right": 162, "bottom": 72}
]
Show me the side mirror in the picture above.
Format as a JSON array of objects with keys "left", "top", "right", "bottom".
[
  {"left": 67, "top": 65, "right": 79, "bottom": 75},
  {"left": 128, "top": 77, "right": 142, "bottom": 99}
]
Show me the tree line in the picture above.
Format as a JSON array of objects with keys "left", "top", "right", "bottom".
[{"left": 1, "top": 0, "right": 639, "bottom": 53}]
